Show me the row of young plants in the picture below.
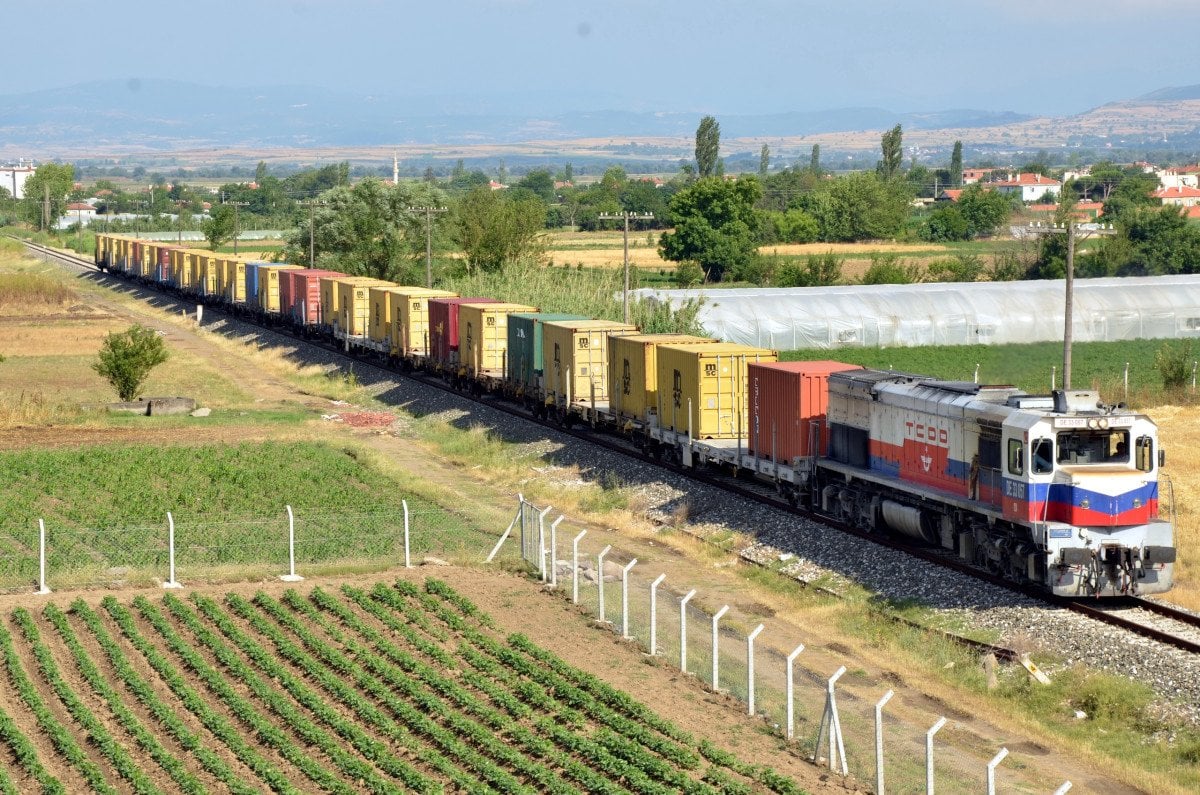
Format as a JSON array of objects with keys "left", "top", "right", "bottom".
[
  {"left": 255, "top": 588, "right": 566, "bottom": 794},
  {"left": 419, "top": 578, "right": 807, "bottom": 795},
  {"left": 137, "top": 594, "right": 397, "bottom": 795},
  {"left": 199, "top": 590, "right": 485, "bottom": 792},
  {"left": 365, "top": 581, "right": 765, "bottom": 794},
  {"left": 12, "top": 609, "right": 163, "bottom": 795},
  {"left": 296, "top": 586, "right": 671, "bottom": 795},
  {"left": 0, "top": 622, "right": 60, "bottom": 795},
  {"left": 101, "top": 597, "right": 303, "bottom": 794},
  {"left": 38, "top": 605, "right": 201, "bottom": 794},
  {"left": 68, "top": 600, "right": 260, "bottom": 795},
  {"left": 0, "top": 617, "right": 112, "bottom": 794},
  {"left": 395, "top": 581, "right": 701, "bottom": 763},
  {"left": 164, "top": 592, "right": 434, "bottom": 794}
]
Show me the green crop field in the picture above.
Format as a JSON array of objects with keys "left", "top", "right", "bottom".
[
  {"left": 0, "top": 579, "right": 804, "bottom": 794},
  {"left": 0, "top": 441, "right": 478, "bottom": 589},
  {"left": 782, "top": 338, "right": 1192, "bottom": 406}
]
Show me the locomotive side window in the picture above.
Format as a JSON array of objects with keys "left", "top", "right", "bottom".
[
  {"left": 1032, "top": 438, "right": 1053, "bottom": 474},
  {"left": 1135, "top": 436, "right": 1154, "bottom": 472},
  {"left": 1007, "top": 439, "right": 1024, "bottom": 475}
]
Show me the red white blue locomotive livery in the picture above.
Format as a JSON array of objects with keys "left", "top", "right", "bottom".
[{"left": 818, "top": 371, "right": 1174, "bottom": 597}]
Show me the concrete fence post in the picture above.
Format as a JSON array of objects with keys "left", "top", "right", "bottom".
[
  {"left": 537, "top": 505, "right": 552, "bottom": 582},
  {"left": 786, "top": 643, "right": 805, "bottom": 740},
  {"left": 402, "top": 500, "right": 411, "bottom": 569},
  {"left": 874, "top": 689, "right": 895, "bottom": 795},
  {"left": 572, "top": 530, "right": 587, "bottom": 604},
  {"left": 747, "top": 624, "right": 765, "bottom": 716},
  {"left": 36, "top": 519, "right": 50, "bottom": 595},
  {"left": 549, "top": 516, "right": 564, "bottom": 587},
  {"left": 1052, "top": 783, "right": 1073, "bottom": 795},
  {"left": 711, "top": 605, "right": 730, "bottom": 690},
  {"left": 679, "top": 589, "right": 697, "bottom": 673},
  {"left": 985, "top": 748, "right": 1009, "bottom": 795},
  {"left": 596, "top": 545, "right": 612, "bottom": 623},
  {"left": 649, "top": 574, "right": 666, "bottom": 655},
  {"left": 621, "top": 558, "right": 637, "bottom": 639},
  {"left": 163, "top": 511, "right": 183, "bottom": 589},
  {"left": 926, "top": 717, "right": 947, "bottom": 795},
  {"left": 281, "top": 505, "right": 304, "bottom": 582}
]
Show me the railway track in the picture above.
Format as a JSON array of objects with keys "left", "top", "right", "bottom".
[{"left": 21, "top": 236, "right": 1200, "bottom": 660}]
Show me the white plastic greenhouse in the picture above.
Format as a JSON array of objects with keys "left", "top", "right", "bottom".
[{"left": 631, "top": 276, "right": 1200, "bottom": 350}]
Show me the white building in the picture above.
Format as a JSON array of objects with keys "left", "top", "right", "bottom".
[
  {"left": 993, "top": 172, "right": 1061, "bottom": 202},
  {"left": 0, "top": 160, "right": 35, "bottom": 199}
]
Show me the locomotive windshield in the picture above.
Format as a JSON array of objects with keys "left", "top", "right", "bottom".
[{"left": 1056, "top": 429, "right": 1129, "bottom": 465}]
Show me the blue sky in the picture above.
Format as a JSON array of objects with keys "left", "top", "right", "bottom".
[{"left": 15, "top": 0, "right": 1200, "bottom": 116}]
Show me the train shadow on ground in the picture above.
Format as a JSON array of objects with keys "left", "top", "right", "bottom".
[{"left": 75, "top": 269, "right": 1041, "bottom": 611}]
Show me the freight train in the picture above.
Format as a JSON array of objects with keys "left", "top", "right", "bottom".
[{"left": 92, "top": 233, "right": 1176, "bottom": 597}]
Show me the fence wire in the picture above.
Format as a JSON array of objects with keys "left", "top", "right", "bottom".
[
  {"left": 514, "top": 497, "right": 1072, "bottom": 794},
  {"left": 0, "top": 504, "right": 478, "bottom": 592}
]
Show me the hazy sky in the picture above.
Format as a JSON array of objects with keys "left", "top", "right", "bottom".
[{"left": 12, "top": 0, "right": 1200, "bottom": 116}]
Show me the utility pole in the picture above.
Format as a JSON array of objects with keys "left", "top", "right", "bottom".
[
  {"left": 409, "top": 205, "right": 448, "bottom": 288},
  {"left": 224, "top": 199, "right": 249, "bottom": 255},
  {"left": 299, "top": 199, "right": 326, "bottom": 267},
  {"left": 598, "top": 211, "right": 654, "bottom": 324},
  {"left": 42, "top": 182, "right": 50, "bottom": 232},
  {"left": 1027, "top": 220, "right": 1116, "bottom": 389}
]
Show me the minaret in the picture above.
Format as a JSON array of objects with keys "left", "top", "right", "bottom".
[{"left": 393, "top": 151, "right": 399, "bottom": 185}]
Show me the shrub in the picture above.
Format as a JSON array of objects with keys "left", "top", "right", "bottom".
[
  {"left": 672, "top": 261, "right": 704, "bottom": 288},
  {"left": 1154, "top": 340, "right": 1193, "bottom": 389},
  {"left": 926, "top": 254, "right": 984, "bottom": 283},
  {"left": 860, "top": 253, "right": 921, "bottom": 285},
  {"left": 92, "top": 324, "right": 169, "bottom": 401}
]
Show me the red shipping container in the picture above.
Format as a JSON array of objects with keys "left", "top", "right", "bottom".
[
  {"left": 428, "top": 297, "right": 498, "bottom": 366},
  {"left": 281, "top": 269, "right": 343, "bottom": 325},
  {"left": 157, "top": 246, "right": 179, "bottom": 282},
  {"left": 748, "top": 361, "right": 861, "bottom": 462}
]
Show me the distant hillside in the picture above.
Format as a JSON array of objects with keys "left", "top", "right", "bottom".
[{"left": 1, "top": 79, "right": 1198, "bottom": 164}]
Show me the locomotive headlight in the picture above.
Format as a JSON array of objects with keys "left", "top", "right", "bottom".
[
  {"left": 1087, "top": 418, "right": 1099, "bottom": 429},
  {"left": 1080, "top": 498, "right": 1090, "bottom": 509},
  {"left": 1099, "top": 418, "right": 1109, "bottom": 429}
]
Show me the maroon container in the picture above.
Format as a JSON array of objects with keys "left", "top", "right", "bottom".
[
  {"left": 428, "top": 297, "right": 498, "bottom": 366},
  {"left": 157, "top": 246, "right": 179, "bottom": 283},
  {"left": 281, "top": 268, "right": 343, "bottom": 325},
  {"left": 748, "top": 361, "right": 861, "bottom": 462}
]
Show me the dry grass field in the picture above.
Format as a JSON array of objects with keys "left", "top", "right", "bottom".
[{"left": 1143, "top": 406, "right": 1200, "bottom": 611}]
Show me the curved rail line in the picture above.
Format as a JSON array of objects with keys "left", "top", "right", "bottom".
[{"left": 20, "top": 237, "right": 1200, "bottom": 658}]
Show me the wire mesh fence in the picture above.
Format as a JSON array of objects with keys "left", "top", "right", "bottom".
[
  {"left": 0, "top": 501, "right": 482, "bottom": 593},
  {"left": 508, "top": 494, "right": 1074, "bottom": 794}
]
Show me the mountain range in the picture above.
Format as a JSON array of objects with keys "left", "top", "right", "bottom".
[{"left": 2, "top": 79, "right": 1199, "bottom": 164}]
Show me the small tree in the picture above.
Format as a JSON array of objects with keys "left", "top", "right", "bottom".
[
  {"left": 202, "top": 204, "right": 236, "bottom": 251},
  {"left": 93, "top": 324, "right": 169, "bottom": 402},
  {"left": 1154, "top": 340, "right": 1193, "bottom": 389}
]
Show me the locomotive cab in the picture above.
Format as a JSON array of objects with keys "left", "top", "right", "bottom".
[{"left": 1001, "top": 390, "right": 1174, "bottom": 596}]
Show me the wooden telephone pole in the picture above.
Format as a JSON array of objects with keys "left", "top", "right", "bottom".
[{"left": 598, "top": 211, "right": 654, "bottom": 324}]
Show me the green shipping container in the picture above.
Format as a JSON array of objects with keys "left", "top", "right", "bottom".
[{"left": 506, "top": 313, "right": 590, "bottom": 393}]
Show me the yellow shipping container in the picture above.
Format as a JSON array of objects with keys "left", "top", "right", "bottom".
[
  {"left": 391, "top": 288, "right": 458, "bottom": 356},
  {"left": 222, "top": 258, "right": 246, "bottom": 304},
  {"left": 256, "top": 264, "right": 303, "bottom": 313},
  {"left": 608, "top": 334, "right": 717, "bottom": 422},
  {"left": 169, "top": 248, "right": 189, "bottom": 288},
  {"left": 140, "top": 243, "right": 157, "bottom": 279},
  {"left": 334, "top": 278, "right": 393, "bottom": 337},
  {"left": 186, "top": 250, "right": 206, "bottom": 293},
  {"left": 542, "top": 319, "right": 638, "bottom": 407},
  {"left": 459, "top": 302, "right": 536, "bottom": 377},
  {"left": 368, "top": 286, "right": 410, "bottom": 347},
  {"left": 655, "top": 343, "right": 778, "bottom": 439},
  {"left": 198, "top": 253, "right": 221, "bottom": 296}
]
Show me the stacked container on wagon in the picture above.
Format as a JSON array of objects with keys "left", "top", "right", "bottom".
[
  {"left": 541, "top": 319, "right": 638, "bottom": 421},
  {"left": 458, "top": 302, "right": 537, "bottom": 386},
  {"left": 428, "top": 297, "right": 499, "bottom": 374},
  {"left": 280, "top": 269, "right": 344, "bottom": 328},
  {"left": 389, "top": 288, "right": 458, "bottom": 364},
  {"left": 506, "top": 313, "right": 589, "bottom": 401}
]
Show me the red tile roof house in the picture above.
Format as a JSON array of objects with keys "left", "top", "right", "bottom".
[
  {"left": 993, "top": 173, "right": 1062, "bottom": 202},
  {"left": 1151, "top": 185, "right": 1200, "bottom": 207}
]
